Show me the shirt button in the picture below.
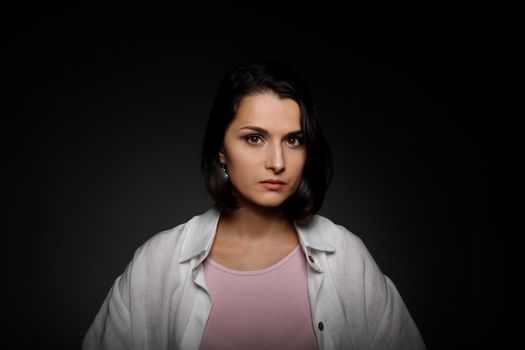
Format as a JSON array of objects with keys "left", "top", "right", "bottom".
[
  {"left": 318, "top": 322, "right": 324, "bottom": 331},
  {"left": 308, "top": 255, "right": 315, "bottom": 263}
]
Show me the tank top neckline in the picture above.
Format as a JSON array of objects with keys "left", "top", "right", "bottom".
[{"left": 205, "top": 243, "right": 301, "bottom": 276}]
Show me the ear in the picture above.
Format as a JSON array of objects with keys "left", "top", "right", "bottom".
[{"left": 219, "top": 146, "right": 225, "bottom": 164}]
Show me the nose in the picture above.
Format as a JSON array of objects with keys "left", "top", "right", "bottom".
[{"left": 265, "top": 141, "right": 285, "bottom": 174}]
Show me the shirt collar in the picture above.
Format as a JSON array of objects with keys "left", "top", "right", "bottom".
[{"left": 178, "top": 206, "right": 336, "bottom": 264}]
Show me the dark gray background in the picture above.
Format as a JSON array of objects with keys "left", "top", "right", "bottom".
[{"left": 7, "top": 4, "right": 511, "bottom": 349}]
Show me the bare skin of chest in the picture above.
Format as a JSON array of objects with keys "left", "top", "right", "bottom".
[{"left": 208, "top": 230, "right": 300, "bottom": 271}]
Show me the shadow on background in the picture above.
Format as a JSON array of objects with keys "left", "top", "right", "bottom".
[{"left": 6, "top": 4, "right": 512, "bottom": 349}]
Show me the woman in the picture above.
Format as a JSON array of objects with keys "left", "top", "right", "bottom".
[{"left": 83, "top": 62, "right": 427, "bottom": 349}]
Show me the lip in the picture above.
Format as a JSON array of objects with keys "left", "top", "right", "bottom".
[
  {"left": 260, "top": 182, "right": 286, "bottom": 190},
  {"left": 260, "top": 179, "right": 286, "bottom": 185},
  {"left": 260, "top": 179, "right": 286, "bottom": 190}
]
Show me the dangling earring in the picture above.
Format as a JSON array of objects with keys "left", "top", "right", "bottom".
[{"left": 221, "top": 163, "right": 229, "bottom": 181}]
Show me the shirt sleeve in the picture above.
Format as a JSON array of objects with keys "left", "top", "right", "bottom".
[
  {"left": 361, "top": 242, "right": 427, "bottom": 350},
  {"left": 82, "top": 262, "right": 132, "bottom": 350}
]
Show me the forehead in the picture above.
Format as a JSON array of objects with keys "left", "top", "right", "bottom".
[{"left": 231, "top": 93, "right": 301, "bottom": 130}]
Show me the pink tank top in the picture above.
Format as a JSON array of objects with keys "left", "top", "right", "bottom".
[{"left": 199, "top": 244, "right": 319, "bottom": 350}]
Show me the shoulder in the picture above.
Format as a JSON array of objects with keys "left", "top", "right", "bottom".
[
  {"left": 129, "top": 213, "right": 201, "bottom": 267},
  {"left": 309, "top": 214, "right": 371, "bottom": 255},
  {"left": 129, "top": 206, "right": 221, "bottom": 266},
  {"left": 303, "top": 214, "right": 383, "bottom": 277}
]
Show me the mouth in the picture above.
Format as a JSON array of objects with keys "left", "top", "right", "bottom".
[{"left": 260, "top": 180, "right": 286, "bottom": 190}]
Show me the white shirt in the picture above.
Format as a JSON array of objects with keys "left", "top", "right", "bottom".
[{"left": 83, "top": 206, "right": 427, "bottom": 350}]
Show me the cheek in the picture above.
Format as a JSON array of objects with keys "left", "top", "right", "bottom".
[
  {"left": 228, "top": 149, "right": 259, "bottom": 174},
  {"left": 290, "top": 152, "right": 307, "bottom": 173}
]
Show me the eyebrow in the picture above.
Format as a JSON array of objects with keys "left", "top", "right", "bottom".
[{"left": 237, "top": 126, "right": 303, "bottom": 137}]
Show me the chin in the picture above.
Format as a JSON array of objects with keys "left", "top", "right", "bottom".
[
  {"left": 253, "top": 194, "right": 290, "bottom": 208},
  {"left": 239, "top": 193, "right": 287, "bottom": 209},
  {"left": 256, "top": 200, "right": 286, "bottom": 208},
  {"left": 233, "top": 187, "right": 291, "bottom": 209}
]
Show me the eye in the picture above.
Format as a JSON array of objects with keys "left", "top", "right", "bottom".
[
  {"left": 245, "top": 135, "right": 263, "bottom": 145},
  {"left": 286, "top": 135, "right": 304, "bottom": 147}
]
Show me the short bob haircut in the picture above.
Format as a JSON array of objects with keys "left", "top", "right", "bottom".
[{"left": 200, "top": 62, "right": 333, "bottom": 222}]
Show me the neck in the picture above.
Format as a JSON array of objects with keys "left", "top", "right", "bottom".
[{"left": 218, "top": 202, "right": 295, "bottom": 243}]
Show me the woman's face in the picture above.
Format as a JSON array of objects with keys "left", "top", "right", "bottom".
[{"left": 219, "top": 92, "right": 306, "bottom": 209}]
